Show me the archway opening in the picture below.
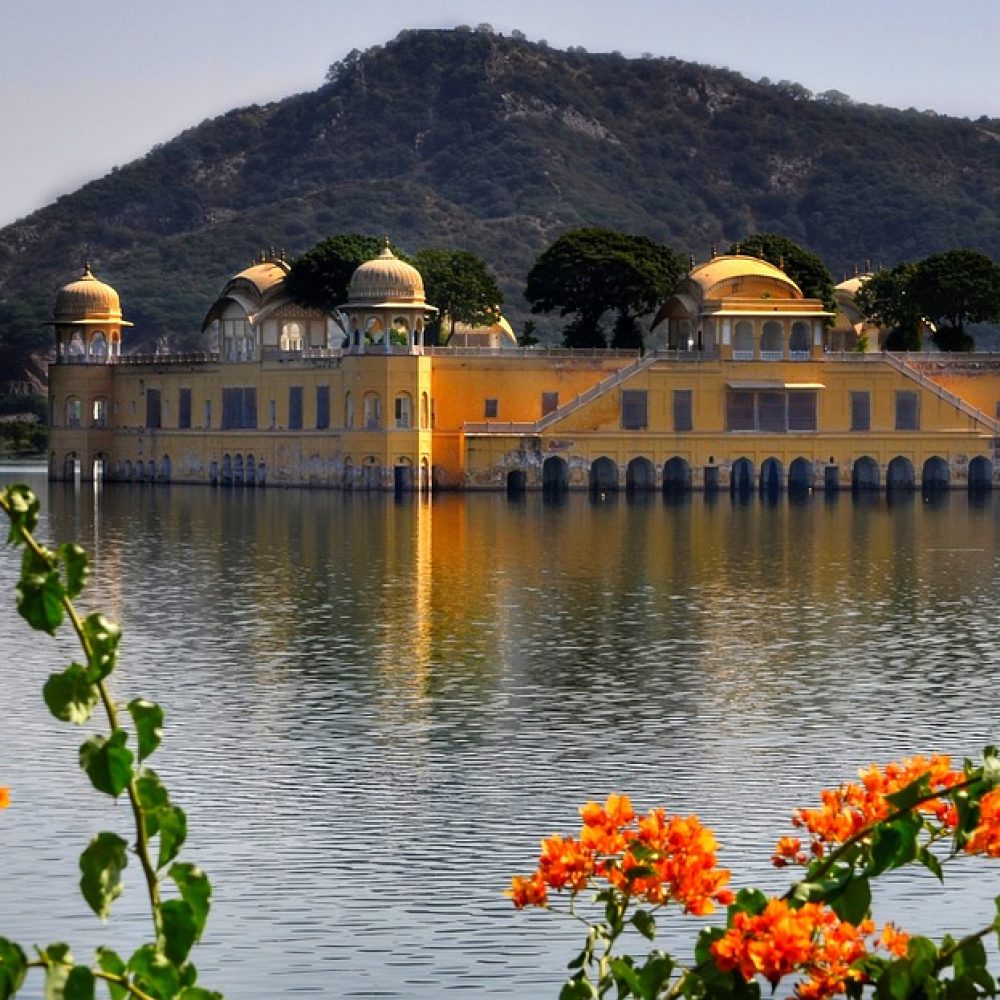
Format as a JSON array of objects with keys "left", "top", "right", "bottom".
[
  {"left": 852, "top": 456, "right": 879, "bottom": 491},
  {"left": 887, "top": 456, "right": 915, "bottom": 491},
  {"left": 760, "top": 458, "right": 783, "bottom": 494},
  {"left": 922, "top": 456, "right": 949, "bottom": 492},
  {"left": 542, "top": 456, "right": 569, "bottom": 496},
  {"left": 730, "top": 458, "right": 754, "bottom": 494},
  {"left": 589, "top": 457, "right": 618, "bottom": 492},
  {"left": 969, "top": 456, "right": 993, "bottom": 491},
  {"left": 626, "top": 457, "right": 655, "bottom": 492},
  {"left": 663, "top": 457, "right": 691, "bottom": 494},
  {"left": 788, "top": 457, "right": 814, "bottom": 492},
  {"left": 507, "top": 469, "right": 527, "bottom": 496}
]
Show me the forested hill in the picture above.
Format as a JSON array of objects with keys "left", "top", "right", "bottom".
[{"left": 4, "top": 26, "right": 1000, "bottom": 374}]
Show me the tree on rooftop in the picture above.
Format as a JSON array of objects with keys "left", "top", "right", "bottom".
[{"left": 413, "top": 248, "right": 503, "bottom": 345}]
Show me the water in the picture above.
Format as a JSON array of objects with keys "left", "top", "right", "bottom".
[{"left": 1, "top": 466, "right": 998, "bottom": 996}]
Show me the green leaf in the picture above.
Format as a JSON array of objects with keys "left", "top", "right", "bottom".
[
  {"left": 0, "top": 937, "right": 28, "bottom": 1000},
  {"left": 829, "top": 876, "right": 871, "bottom": 924},
  {"left": 159, "top": 900, "right": 198, "bottom": 965},
  {"left": 81, "top": 614, "right": 121, "bottom": 682},
  {"left": 982, "top": 747, "right": 1000, "bottom": 790},
  {"left": 128, "top": 699, "right": 164, "bottom": 762},
  {"left": 137, "top": 770, "right": 188, "bottom": 869},
  {"left": 178, "top": 989, "right": 224, "bottom": 1000},
  {"left": 63, "top": 966, "right": 95, "bottom": 1000},
  {"left": 95, "top": 948, "right": 127, "bottom": 1000},
  {"left": 40, "top": 943, "right": 73, "bottom": 1000},
  {"left": 127, "top": 945, "right": 180, "bottom": 1000},
  {"left": 631, "top": 908, "right": 656, "bottom": 942},
  {"left": 916, "top": 846, "right": 944, "bottom": 882},
  {"left": 886, "top": 773, "right": 932, "bottom": 812},
  {"left": 731, "top": 888, "right": 767, "bottom": 917},
  {"left": 953, "top": 936, "right": 988, "bottom": 976},
  {"left": 79, "top": 731, "right": 133, "bottom": 798},
  {"left": 79, "top": 831, "right": 128, "bottom": 920},
  {"left": 56, "top": 543, "right": 89, "bottom": 599},
  {"left": 559, "top": 976, "right": 599, "bottom": 1000},
  {"left": 609, "top": 957, "right": 644, "bottom": 998},
  {"left": 17, "top": 547, "right": 64, "bottom": 635},
  {"left": 43, "top": 663, "right": 98, "bottom": 725},
  {"left": 2, "top": 484, "right": 40, "bottom": 543},
  {"left": 169, "top": 864, "right": 211, "bottom": 940}
]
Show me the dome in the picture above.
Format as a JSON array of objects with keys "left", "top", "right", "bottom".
[
  {"left": 348, "top": 247, "right": 426, "bottom": 306},
  {"left": 54, "top": 264, "right": 124, "bottom": 324},
  {"left": 687, "top": 254, "right": 802, "bottom": 298},
  {"left": 835, "top": 274, "right": 870, "bottom": 298},
  {"left": 230, "top": 259, "right": 290, "bottom": 297}
]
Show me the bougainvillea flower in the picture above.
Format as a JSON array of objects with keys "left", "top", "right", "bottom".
[
  {"left": 0, "top": 786, "right": 9, "bottom": 809},
  {"left": 965, "top": 787, "right": 1000, "bottom": 857}
]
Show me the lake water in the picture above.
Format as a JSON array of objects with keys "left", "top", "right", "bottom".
[{"left": 1, "top": 464, "right": 998, "bottom": 997}]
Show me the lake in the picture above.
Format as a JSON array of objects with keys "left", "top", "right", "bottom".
[{"left": 1, "top": 465, "right": 998, "bottom": 997}]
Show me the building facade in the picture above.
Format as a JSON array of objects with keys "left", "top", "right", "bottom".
[{"left": 47, "top": 251, "right": 1000, "bottom": 492}]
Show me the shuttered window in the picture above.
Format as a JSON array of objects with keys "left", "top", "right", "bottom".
[{"left": 621, "top": 390, "right": 648, "bottom": 429}]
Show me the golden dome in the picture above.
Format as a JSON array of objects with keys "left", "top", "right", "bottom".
[
  {"left": 54, "top": 264, "right": 124, "bottom": 324},
  {"left": 688, "top": 254, "right": 803, "bottom": 298},
  {"left": 231, "top": 259, "right": 290, "bottom": 297},
  {"left": 348, "top": 247, "right": 426, "bottom": 306}
]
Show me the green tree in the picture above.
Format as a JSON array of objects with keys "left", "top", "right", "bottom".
[
  {"left": 524, "top": 228, "right": 685, "bottom": 349},
  {"left": 412, "top": 248, "right": 503, "bottom": 345},
  {"left": 730, "top": 233, "right": 837, "bottom": 314},
  {"left": 284, "top": 234, "right": 406, "bottom": 313},
  {"left": 855, "top": 263, "right": 923, "bottom": 350},
  {"left": 910, "top": 248, "right": 1000, "bottom": 350}
]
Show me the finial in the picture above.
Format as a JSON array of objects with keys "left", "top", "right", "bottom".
[
  {"left": 734, "top": 242, "right": 741, "bottom": 256},
  {"left": 689, "top": 253, "right": 696, "bottom": 270},
  {"left": 710, "top": 244, "right": 717, "bottom": 259},
  {"left": 280, "top": 248, "right": 286, "bottom": 261},
  {"left": 864, "top": 258, "right": 871, "bottom": 273},
  {"left": 853, "top": 263, "right": 859, "bottom": 276},
  {"left": 82, "top": 261, "right": 93, "bottom": 278},
  {"left": 269, "top": 245, "right": 276, "bottom": 260},
  {"left": 778, "top": 254, "right": 785, "bottom": 271}
]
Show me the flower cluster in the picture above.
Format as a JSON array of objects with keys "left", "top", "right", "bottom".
[
  {"left": 965, "top": 787, "right": 1000, "bottom": 857},
  {"left": 711, "top": 898, "right": 908, "bottom": 1000},
  {"left": 508, "top": 794, "right": 734, "bottom": 915},
  {"left": 0, "top": 786, "right": 8, "bottom": 809},
  {"left": 778, "top": 755, "right": 962, "bottom": 862}
]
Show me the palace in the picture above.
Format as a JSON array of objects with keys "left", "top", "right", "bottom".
[{"left": 46, "top": 248, "right": 1000, "bottom": 492}]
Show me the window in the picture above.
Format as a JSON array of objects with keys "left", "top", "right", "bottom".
[
  {"left": 221, "top": 387, "right": 257, "bottom": 429},
  {"left": 204, "top": 400, "right": 212, "bottom": 429},
  {"left": 850, "top": 391, "right": 870, "bottom": 432},
  {"left": 288, "top": 386, "right": 304, "bottom": 430},
  {"left": 895, "top": 391, "right": 919, "bottom": 430},
  {"left": 673, "top": 390, "right": 693, "bottom": 432},
  {"left": 92, "top": 398, "right": 108, "bottom": 428},
  {"left": 726, "top": 391, "right": 755, "bottom": 431},
  {"left": 541, "top": 391, "right": 559, "bottom": 416},
  {"left": 484, "top": 398, "right": 499, "bottom": 419},
  {"left": 787, "top": 391, "right": 817, "bottom": 431},
  {"left": 178, "top": 388, "right": 192, "bottom": 429},
  {"left": 726, "top": 390, "right": 817, "bottom": 432},
  {"left": 316, "top": 386, "right": 330, "bottom": 429},
  {"left": 621, "top": 390, "right": 647, "bottom": 429},
  {"left": 345, "top": 391, "right": 354, "bottom": 429},
  {"left": 364, "top": 392, "right": 381, "bottom": 429},
  {"left": 395, "top": 393, "right": 412, "bottom": 429},
  {"left": 269, "top": 400, "right": 276, "bottom": 429},
  {"left": 145, "top": 389, "right": 161, "bottom": 429}
]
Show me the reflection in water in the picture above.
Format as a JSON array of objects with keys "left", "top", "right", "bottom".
[{"left": 0, "top": 467, "right": 998, "bottom": 997}]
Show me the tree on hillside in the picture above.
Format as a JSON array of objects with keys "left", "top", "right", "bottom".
[
  {"left": 729, "top": 233, "right": 837, "bottom": 315},
  {"left": 854, "top": 263, "right": 923, "bottom": 350},
  {"left": 412, "top": 248, "right": 503, "bottom": 345},
  {"left": 909, "top": 249, "right": 1000, "bottom": 350},
  {"left": 284, "top": 234, "right": 407, "bottom": 313},
  {"left": 525, "top": 228, "right": 686, "bottom": 349}
]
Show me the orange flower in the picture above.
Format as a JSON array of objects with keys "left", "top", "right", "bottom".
[
  {"left": 580, "top": 793, "right": 634, "bottom": 855},
  {"left": 538, "top": 834, "right": 594, "bottom": 892},
  {"left": 965, "top": 787, "right": 1000, "bottom": 857},
  {"left": 772, "top": 836, "right": 804, "bottom": 868},
  {"left": 880, "top": 923, "right": 910, "bottom": 957},
  {"left": 507, "top": 871, "right": 548, "bottom": 909},
  {"left": 0, "top": 786, "right": 8, "bottom": 810}
]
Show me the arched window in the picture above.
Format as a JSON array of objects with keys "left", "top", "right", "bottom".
[
  {"left": 394, "top": 392, "right": 412, "bottom": 429},
  {"left": 790, "top": 321, "right": 810, "bottom": 355},
  {"left": 420, "top": 392, "right": 430, "bottom": 429},
  {"left": 761, "top": 321, "right": 782, "bottom": 357},
  {"left": 363, "top": 392, "right": 381, "bottom": 429},
  {"left": 66, "top": 397, "right": 82, "bottom": 428},
  {"left": 68, "top": 332, "right": 86, "bottom": 358},
  {"left": 90, "top": 331, "right": 107, "bottom": 358},
  {"left": 733, "top": 321, "right": 754, "bottom": 358},
  {"left": 344, "top": 391, "right": 354, "bottom": 429},
  {"left": 280, "top": 322, "right": 303, "bottom": 351},
  {"left": 92, "top": 397, "right": 109, "bottom": 427}
]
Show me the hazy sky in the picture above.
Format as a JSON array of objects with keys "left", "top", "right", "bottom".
[{"left": 2, "top": 0, "right": 999, "bottom": 228}]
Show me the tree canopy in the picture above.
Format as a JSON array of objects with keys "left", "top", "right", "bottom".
[
  {"left": 524, "top": 228, "right": 686, "bottom": 349},
  {"left": 728, "top": 233, "right": 836, "bottom": 314},
  {"left": 854, "top": 264, "right": 923, "bottom": 350},
  {"left": 412, "top": 248, "right": 503, "bottom": 344}
]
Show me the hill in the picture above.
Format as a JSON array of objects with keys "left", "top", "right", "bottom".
[{"left": 4, "top": 26, "right": 1000, "bottom": 383}]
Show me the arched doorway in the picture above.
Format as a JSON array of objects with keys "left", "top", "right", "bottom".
[
  {"left": 160, "top": 455, "right": 171, "bottom": 483},
  {"left": 759, "top": 458, "right": 783, "bottom": 494},
  {"left": 969, "top": 455, "right": 993, "bottom": 490},
  {"left": 852, "top": 456, "right": 879, "bottom": 491},
  {"left": 394, "top": 460, "right": 414, "bottom": 493},
  {"left": 663, "top": 457, "right": 691, "bottom": 493},
  {"left": 922, "top": 456, "right": 949, "bottom": 491},
  {"left": 730, "top": 458, "right": 754, "bottom": 494},
  {"left": 589, "top": 457, "right": 618, "bottom": 492},
  {"left": 506, "top": 469, "right": 527, "bottom": 495},
  {"left": 788, "top": 457, "right": 814, "bottom": 491},
  {"left": 542, "top": 456, "right": 569, "bottom": 495},
  {"left": 887, "top": 456, "right": 915, "bottom": 491},
  {"left": 245, "top": 454, "right": 255, "bottom": 486},
  {"left": 625, "top": 457, "right": 655, "bottom": 492}
]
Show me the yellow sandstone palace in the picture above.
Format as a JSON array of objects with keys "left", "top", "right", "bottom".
[{"left": 46, "top": 248, "right": 1000, "bottom": 492}]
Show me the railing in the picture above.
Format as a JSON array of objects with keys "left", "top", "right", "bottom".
[
  {"left": 423, "top": 346, "right": 642, "bottom": 359},
  {"left": 463, "top": 422, "right": 539, "bottom": 435}
]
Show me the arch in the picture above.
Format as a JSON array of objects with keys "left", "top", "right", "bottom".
[
  {"left": 221, "top": 453, "right": 233, "bottom": 485},
  {"left": 363, "top": 456, "right": 381, "bottom": 490},
  {"left": 394, "top": 460, "right": 414, "bottom": 493},
  {"left": 590, "top": 456, "right": 619, "bottom": 492},
  {"left": 761, "top": 320, "right": 782, "bottom": 356},
  {"left": 790, "top": 321, "right": 810, "bottom": 354},
  {"left": 506, "top": 468, "right": 527, "bottom": 495},
  {"left": 147, "top": 459, "right": 157, "bottom": 481},
  {"left": 420, "top": 457, "right": 431, "bottom": 492},
  {"left": 123, "top": 459, "right": 133, "bottom": 481},
  {"left": 730, "top": 457, "right": 754, "bottom": 494},
  {"left": 342, "top": 458, "right": 354, "bottom": 489},
  {"left": 625, "top": 456, "right": 655, "bottom": 491},
  {"left": 89, "top": 331, "right": 108, "bottom": 358},
  {"left": 363, "top": 391, "right": 381, "bottom": 429},
  {"left": 62, "top": 452, "right": 80, "bottom": 479},
  {"left": 234, "top": 454, "right": 244, "bottom": 484},
  {"left": 91, "top": 396, "right": 109, "bottom": 427},
  {"left": 420, "top": 392, "right": 430, "bottom": 429},
  {"left": 788, "top": 457, "right": 814, "bottom": 491},
  {"left": 209, "top": 460, "right": 218, "bottom": 486},
  {"left": 887, "top": 456, "right": 915, "bottom": 491},
  {"left": 663, "top": 457, "right": 691, "bottom": 493},
  {"left": 257, "top": 460, "right": 267, "bottom": 486},
  {"left": 922, "top": 455, "right": 949, "bottom": 491},
  {"left": 160, "top": 455, "right": 172, "bottom": 483},
  {"left": 394, "top": 392, "right": 413, "bottom": 429},
  {"left": 759, "top": 457, "right": 783, "bottom": 493},
  {"left": 852, "top": 456, "right": 880, "bottom": 491},
  {"left": 280, "top": 321, "right": 303, "bottom": 351},
  {"left": 66, "top": 396, "right": 82, "bottom": 428},
  {"left": 542, "top": 455, "right": 569, "bottom": 494},
  {"left": 702, "top": 319, "right": 716, "bottom": 351},
  {"left": 969, "top": 455, "right": 993, "bottom": 490},
  {"left": 733, "top": 320, "right": 754, "bottom": 356},
  {"left": 91, "top": 455, "right": 107, "bottom": 482},
  {"left": 246, "top": 453, "right": 256, "bottom": 486},
  {"left": 136, "top": 460, "right": 146, "bottom": 481},
  {"left": 344, "top": 391, "right": 354, "bottom": 429},
  {"left": 68, "top": 332, "right": 85, "bottom": 358}
]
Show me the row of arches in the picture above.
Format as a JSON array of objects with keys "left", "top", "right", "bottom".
[
  {"left": 54, "top": 452, "right": 173, "bottom": 482},
  {"left": 213, "top": 453, "right": 267, "bottom": 487},
  {"left": 517, "top": 455, "right": 994, "bottom": 495}
]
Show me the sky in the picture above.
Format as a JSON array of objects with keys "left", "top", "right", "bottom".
[{"left": 2, "top": 0, "right": 999, "bottom": 228}]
